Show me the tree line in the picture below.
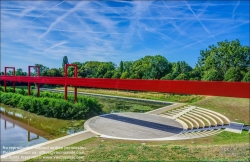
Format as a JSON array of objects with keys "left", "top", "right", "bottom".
[{"left": 2, "top": 39, "right": 249, "bottom": 82}]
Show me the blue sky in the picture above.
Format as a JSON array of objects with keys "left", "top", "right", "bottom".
[{"left": 1, "top": 0, "right": 249, "bottom": 71}]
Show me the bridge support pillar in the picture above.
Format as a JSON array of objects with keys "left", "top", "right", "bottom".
[
  {"left": 28, "top": 66, "right": 40, "bottom": 97},
  {"left": 64, "top": 85, "right": 67, "bottom": 100},
  {"left": 28, "top": 82, "right": 31, "bottom": 96},
  {"left": 37, "top": 83, "right": 40, "bottom": 97},
  {"left": 4, "top": 81, "right": 6, "bottom": 92},
  {"left": 64, "top": 64, "right": 78, "bottom": 103},
  {"left": 13, "top": 82, "right": 15, "bottom": 93},
  {"left": 4, "top": 67, "right": 15, "bottom": 92},
  {"left": 74, "top": 86, "right": 77, "bottom": 103}
]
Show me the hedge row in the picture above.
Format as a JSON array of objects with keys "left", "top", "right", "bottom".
[
  {"left": 0, "top": 87, "right": 98, "bottom": 104},
  {"left": 0, "top": 87, "right": 103, "bottom": 119}
]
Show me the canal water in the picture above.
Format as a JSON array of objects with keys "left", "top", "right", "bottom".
[
  {"left": 0, "top": 96, "right": 169, "bottom": 155},
  {"left": 0, "top": 106, "right": 84, "bottom": 155}
]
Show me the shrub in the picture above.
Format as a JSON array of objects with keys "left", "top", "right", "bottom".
[{"left": 0, "top": 89, "right": 103, "bottom": 120}]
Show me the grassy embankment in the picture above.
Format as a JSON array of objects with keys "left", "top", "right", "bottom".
[
  {"left": 27, "top": 94, "right": 249, "bottom": 161},
  {"left": 57, "top": 87, "right": 205, "bottom": 103}
]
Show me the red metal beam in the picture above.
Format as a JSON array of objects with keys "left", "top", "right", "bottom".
[
  {"left": 4, "top": 67, "right": 15, "bottom": 92},
  {"left": 0, "top": 76, "right": 249, "bottom": 98},
  {"left": 28, "top": 66, "right": 40, "bottom": 97},
  {"left": 64, "top": 64, "right": 78, "bottom": 102}
]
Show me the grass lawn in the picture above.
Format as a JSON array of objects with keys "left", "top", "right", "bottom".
[{"left": 27, "top": 130, "right": 249, "bottom": 162}]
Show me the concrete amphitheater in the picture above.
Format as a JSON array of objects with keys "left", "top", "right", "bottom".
[{"left": 84, "top": 105, "right": 245, "bottom": 140}]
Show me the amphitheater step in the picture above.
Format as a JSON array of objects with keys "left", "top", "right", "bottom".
[
  {"left": 181, "top": 115, "right": 200, "bottom": 129},
  {"left": 194, "top": 108, "right": 224, "bottom": 126},
  {"left": 172, "top": 106, "right": 196, "bottom": 119},
  {"left": 178, "top": 116, "right": 194, "bottom": 130},
  {"left": 184, "top": 113, "right": 205, "bottom": 128},
  {"left": 190, "top": 110, "right": 217, "bottom": 126},
  {"left": 187, "top": 111, "right": 211, "bottom": 127},
  {"left": 196, "top": 107, "right": 230, "bottom": 124}
]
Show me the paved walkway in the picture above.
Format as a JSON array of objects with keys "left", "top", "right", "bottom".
[
  {"left": 0, "top": 130, "right": 96, "bottom": 162},
  {"left": 84, "top": 112, "right": 184, "bottom": 140}
]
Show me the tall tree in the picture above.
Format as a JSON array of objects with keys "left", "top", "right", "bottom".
[
  {"left": 62, "top": 56, "right": 69, "bottom": 70},
  {"left": 197, "top": 39, "right": 250, "bottom": 81},
  {"left": 119, "top": 61, "right": 124, "bottom": 73}
]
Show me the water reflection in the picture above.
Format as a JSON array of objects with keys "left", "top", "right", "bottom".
[
  {"left": 0, "top": 106, "right": 84, "bottom": 155},
  {"left": 1, "top": 112, "right": 48, "bottom": 155}
]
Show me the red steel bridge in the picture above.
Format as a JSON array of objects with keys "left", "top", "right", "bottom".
[{"left": 0, "top": 65, "right": 249, "bottom": 102}]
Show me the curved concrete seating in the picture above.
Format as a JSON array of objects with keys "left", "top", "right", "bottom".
[
  {"left": 181, "top": 115, "right": 199, "bottom": 129},
  {"left": 165, "top": 111, "right": 178, "bottom": 116},
  {"left": 194, "top": 108, "right": 224, "bottom": 126},
  {"left": 190, "top": 110, "right": 217, "bottom": 126},
  {"left": 175, "top": 129, "right": 223, "bottom": 139},
  {"left": 164, "top": 129, "right": 224, "bottom": 140},
  {"left": 159, "top": 105, "right": 230, "bottom": 140},
  {"left": 196, "top": 107, "right": 230, "bottom": 124},
  {"left": 166, "top": 110, "right": 186, "bottom": 116},
  {"left": 175, "top": 118, "right": 188, "bottom": 130},
  {"left": 172, "top": 106, "right": 196, "bottom": 119},
  {"left": 171, "top": 107, "right": 187, "bottom": 111},
  {"left": 189, "top": 130, "right": 222, "bottom": 138},
  {"left": 187, "top": 111, "right": 211, "bottom": 127},
  {"left": 184, "top": 113, "right": 205, "bottom": 128},
  {"left": 170, "top": 108, "right": 187, "bottom": 113},
  {"left": 179, "top": 116, "right": 194, "bottom": 130}
]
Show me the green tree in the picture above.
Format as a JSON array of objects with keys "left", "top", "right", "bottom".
[
  {"left": 189, "top": 67, "right": 201, "bottom": 80},
  {"left": 171, "top": 61, "right": 192, "bottom": 76},
  {"left": 174, "top": 73, "right": 189, "bottom": 80},
  {"left": 34, "top": 64, "right": 49, "bottom": 76},
  {"left": 119, "top": 61, "right": 124, "bottom": 73},
  {"left": 103, "top": 71, "right": 113, "bottom": 78},
  {"left": 112, "top": 71, "right": 121, "bottom": 79},
  {"left": 62, "top": 56, "right": 69, "bottom": 70},
  {"left": 67, "top": 62, "right": 82, "bottom": 77},
  {"left": 197, "top": 39, "right": 250, "bottom": 81},
  {"left": 78, "top": 65, "right": 87, "bottom": 78},
  {"left": 16, "top": 68, "right": 27, "bottom": 76},
  {"left": 161, "top": 61, "right": 192, "bottom": 80},
  {"left": 130, "top": 55, "right": 171, "bottom": 79},
  {"left": 96, "top": 62, "right": 115, "bottom": 78},
  {"left": 202, "top": 69, "right": 223, "bottom": 81},
  {"left": 46, "top": 68, "right": 62, "bottom": 77},
  {"left": 84, "top": 61, "right": 101, "bottom": 78},
  {"left": 241, "top": 70, "right": 250, "bottom": 82},
  {"left": 161, "top": 73, "right": 173, "bottom": 80},
  {"left": 120, "top": 72, "right": 129, "bottom": 79},
  {"left": 129, "top": 73, "right": 140, "bottom": 79},
  {"left": 224, "top": 67, "right": 242, "bottom": 82}
]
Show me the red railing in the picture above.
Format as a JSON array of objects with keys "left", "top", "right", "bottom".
[{"left": 0, "top": 69, "right": 249, "bottom": 99}]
